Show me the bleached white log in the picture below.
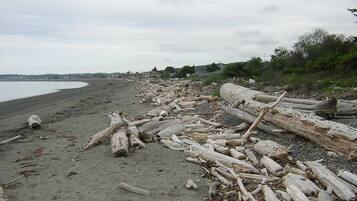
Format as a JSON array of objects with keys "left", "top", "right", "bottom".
[
  {"left": 211, "top": 168, "right": 233, "bottom": 186},
  {"left": 155, "top": 123, "right": 185, "bottom": 138},
  {"left": 282, "top": 173, "right": 320, "bottom": 196},
  {"left": 185, "top": 179, "right": 198, "bottom": 190},
  {"left": 190, "top": 143, "right": 259, "bottom": 173},
  {"left": 276, "top": 190, "right": 292, "bottom": 201},
  {"left": 229, "top": 148, "right": 246, "bottom": 160},
  {"left": 111, "top": 128, "right": 129, "bottom": 157},
  {"left": 261, "top": 156, "right": 284, "bottom": 176},
  {"left": 318, "top": 191, "right": 333, "bottom": 201},
  {"left": 286, "top": 185, "right": 310, "bottom": 201},
  {"left": 28, "top": 114, "right": 41, "bottom": 128},
  {"left": 263, "top": 185, "right": 281, "bottom": 201},
  {"left": 253, "top": 140, "right": 288, "bottom": 159},
  {"left": 245, "top": 149, "right": 259, "bottom": 166},
  {"left": 338, "top": 170, "right": 357, "bottom": 187},
  {"left": 295, "top": 161, "right": 308, "bottom": 172},
  {"left": 220, "top": 83, "right": 357, "bottom": 159},
  {"left": 160, "top": 139, "right": 185, "bottom": 151},
  {"left": 82, "top": 121, "right": 127, "bottom": 150},
  {"left": 119, "top": 182, "right": 150, "bottom": 196},
  {"left": 207, "top": 133, "right": 241, "bottom": 140},
  {"left": 108, "top": 111, "right": 122, "bottom": 126},
  {"left": 306, "top": 161, "right": 355, "bottom": 201}
]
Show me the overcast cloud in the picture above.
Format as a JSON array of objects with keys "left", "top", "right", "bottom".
[{"left": 0, "top": 0, "right": 356, "bottom": 74}]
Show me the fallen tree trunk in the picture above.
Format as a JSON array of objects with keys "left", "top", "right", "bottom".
[
  {"left": 220, "top": 83, "right": 357, "bottom": 159},
  {"left": 28, "top": 114, "right": 41, "bottom": 129}
]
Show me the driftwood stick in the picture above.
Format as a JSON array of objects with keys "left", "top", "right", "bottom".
[
  {"left": 241, "top": 91, "right": 287, "bottom": 142},
  {"left": 0, "top": 135, "right": 22, "bottom": 146},
  {"left": 119, "top": 182, "right": 150, "bottom": 196}
]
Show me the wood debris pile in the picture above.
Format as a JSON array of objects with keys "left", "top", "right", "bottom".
[{"left": 82, "top": 79, "right": 357, "bottom": 201}]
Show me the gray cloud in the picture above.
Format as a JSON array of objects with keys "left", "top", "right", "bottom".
[{"left": 0, "top": 0, "right": 356, "bottom": 74}]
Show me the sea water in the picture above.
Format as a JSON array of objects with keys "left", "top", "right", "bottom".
[{"left": 0, "top": 81, "right": 88, "bottom": 102}]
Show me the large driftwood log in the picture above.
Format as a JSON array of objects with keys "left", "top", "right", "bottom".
[
  {"left": 306, "top": 161, "right": 356, "bottom": 201},
  {"left": 189, "top": 143, "right": 259, "bottom": 173},
  {"left": 282, "top": 173, "right": 320, "bottom": 196},
  {"left": 338, "top": 170, "right": 357, "bottom": 187},
  {"left": 82, "top": 121, "right": 126, "bottom": 150},
  {"left": 220, "top": 83, "right": 357, "bottom": 159},
  {"left": 28, "top": 114, "right": 41, "bottom": 129},
  {"left": 111, "top": 128, "right": 129, "bottom": 157}
]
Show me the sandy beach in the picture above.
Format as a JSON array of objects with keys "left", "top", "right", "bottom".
[{"left": 0, "top": 80, "right": 208, "bottom": 201}]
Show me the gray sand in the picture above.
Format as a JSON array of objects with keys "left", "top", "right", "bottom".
[{"left": 0, "top": 80, "right": 208, "bottom": 201}]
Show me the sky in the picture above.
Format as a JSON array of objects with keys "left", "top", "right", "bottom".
[{"left": 0, "top": 0, "right": 356, "bottom": 74}]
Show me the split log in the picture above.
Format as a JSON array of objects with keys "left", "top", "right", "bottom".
[
  {"left": 261, "top": 156, "right": 284, "bottom": 176},
  {"left": 220, "top": 83, "right": 357, "bottom": 159},
  {"left": 111, "top": 128, "right": 129, "bottom": 157},
  {"left": 286, "top": 185, "right": 310, "bottom": 201},
  {"left": 189, "top": 143, "right": 259, "bottom": 173},
  {"left": 82, "top": 121, "right": 127, "bottom": 151},
  {"left": 263, "top": 185, "right": 281, "bottom": 201},
  {"left": 338, "top": 170, "right": 357, "bottom": 186},
  {"left": 282, "top": 173, "right": 320, "bottom": 196},
  {"left": 318, "top": 191, "right": 333, "bottom": 201},
  {"left": 253, "top": 140, "right": 288, "bottom": 159},
  {"left": 28, "top": 114, "right": 41, "bottom": 128},
  {"left": 119, "top": 182, "right": 150, "bottom": 196},
  {"left": 306, "top": 161, "right": 356, "bottom": 201}
]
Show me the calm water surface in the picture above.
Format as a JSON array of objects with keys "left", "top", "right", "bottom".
[{"left": 0, "top": 81, "right": 88, "bottom": 102}]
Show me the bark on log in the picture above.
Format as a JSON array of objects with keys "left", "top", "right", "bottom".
[
  {"left": 190, "top": 143, "right": 259, "bottom": 173},
  {"left": 282, "top": 173, "right": 320, "bottom": 196},
  {"left": 253, "top": 140, "right": 288, "bottom": 159},
  {"left": 220, "top": 83, "right": 357, "bottom": 159},
  {"left": 263, "top": 185, "right": 281, "bottom": 201},
  {"left": 338, "top": 170, "right": 357, "bottom": 187},
  {"left": 111, "top": 128, "right": 129, "bottom": 157},
  {"left": 28, "top": 114, "right": 41, "bottom": 129},
  {"left": 306, "top": 161, "right": 356, "bottom": 201},
  {"left": 128, "top": 124, "right": 145, "bottom": 148}
]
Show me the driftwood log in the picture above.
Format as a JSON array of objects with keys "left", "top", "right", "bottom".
[
  {"left": 220, "top": 83, "right": 357, "bottom": 159},
  {"left": 111, "top": 128, "right": 129, "bottom": 157},
  {"left": 306, "top": 161, "right": 356, "bottom": 200},
  {"left": 253, "top": 140, "right": 288, "bottom": 159},
  {"left": 28, "top": 114, "right": 41, "bottom": 129}
]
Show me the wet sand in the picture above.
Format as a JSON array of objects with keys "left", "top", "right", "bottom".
[{"left": 0, "top": 79, "right": 208, "bottom": 201}]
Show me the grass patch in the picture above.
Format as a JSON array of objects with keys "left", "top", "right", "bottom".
[{"left": 203, "top": 73, "right": 227, "bottom": 85}]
